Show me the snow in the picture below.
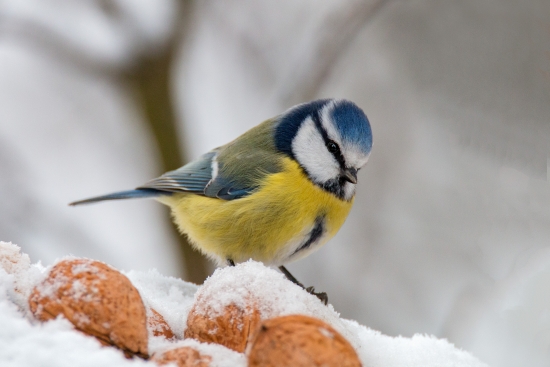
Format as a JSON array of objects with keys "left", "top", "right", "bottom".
[
  {"left": 345, "top": 320, "right": 487, "bottom": 367},
  {"left": 0, "top": 242, "right": 46, "bottom": 314},
  {"left": 0, "top": 241, "right": 487, "bottom": 367},
  {"left": 125, "top": 268, "right": 198, "bottom": 339}
]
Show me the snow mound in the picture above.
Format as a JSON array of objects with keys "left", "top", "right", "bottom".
[{"left": 0, "top": 241, "right": 487, "bottom": 367}]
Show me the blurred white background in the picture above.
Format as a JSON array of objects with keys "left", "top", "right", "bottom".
[{"left": 1, "top": 1, "right": 549, "bottom": 365}]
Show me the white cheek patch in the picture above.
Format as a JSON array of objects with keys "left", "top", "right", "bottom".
[{"left": 291, "top": 117, "right": 340, "bottom": 183}]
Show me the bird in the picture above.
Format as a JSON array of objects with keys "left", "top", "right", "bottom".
[{"left": 70, "top": 99, "right": 373, "bottom": 304}]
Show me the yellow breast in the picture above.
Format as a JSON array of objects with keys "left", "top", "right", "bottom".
[{"left": 160, "top": 157, "right": 353, "bottom": 265}]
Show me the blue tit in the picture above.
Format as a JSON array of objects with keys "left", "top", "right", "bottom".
[{"left": 71, "top": 99, "right": 373, "bottom": 303}]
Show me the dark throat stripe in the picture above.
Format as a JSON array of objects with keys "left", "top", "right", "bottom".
[{"left": 292, "top": 216, "right": 325, "bottom": 255}]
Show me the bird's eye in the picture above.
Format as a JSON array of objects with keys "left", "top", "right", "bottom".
[{"left": 326, "top": 140, "right": 340, "bottom": 154}]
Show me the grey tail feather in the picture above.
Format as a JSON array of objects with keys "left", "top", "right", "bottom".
[{"left": 69, "top": 188, "right": 168, "bottom": 206}]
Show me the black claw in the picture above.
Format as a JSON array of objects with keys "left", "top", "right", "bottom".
[
  {"left": 227, "top": 259, "right": 235, "bottom": 266},
  {"left": 305, "top": 286, "right": 328, "bottom": 305}
]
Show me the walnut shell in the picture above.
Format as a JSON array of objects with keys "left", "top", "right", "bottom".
[
  {"left": 185, "top": 301, "right": 261, "bottom": 353},
  {"left": 28, "top": 259, "right": 148, "bottom": 357},
  {"left": 148, "top": 308, "right": 175, "bottom": 339},
  {"left": 153, "top": 346, "right": 212, "bottom": 367},
  {"left": 247, "top": 314, "right": 362, "bottom": 367}
]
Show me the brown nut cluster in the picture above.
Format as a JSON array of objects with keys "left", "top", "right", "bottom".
[
  {"left": 185, "top": 301, "right": 261, "bottom": 353},
  {"left": 247, "top": 314, "right": 362, "bottom": 367},
  {"left": 24, "top": 255, "right": 362, "bottom": 366},
  {"left": 152, "top": 346, "right": 212, "bottom": 367},
  {"left": 28, "top": 259, "right": 148, "bottom": 358}
]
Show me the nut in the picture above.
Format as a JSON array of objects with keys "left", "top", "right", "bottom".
[
  {"left": 152, "top": 346, "right": 212, "bottom": 367},
  {"left": 185, "top": 301, "right": 261, "bottom": 353},
  {"left": 148, "top": 308, "right": 175, "bottom": 339},
  {"left": 247, "top": 314, "right": 362, "bottom": 367},
  {"left": 29, "top": 258, "right": 148, "bottom": 357}
]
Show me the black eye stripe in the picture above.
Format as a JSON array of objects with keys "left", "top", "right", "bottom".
[{"left": 311, "top": 111, "right": 346, "bottom": 169}]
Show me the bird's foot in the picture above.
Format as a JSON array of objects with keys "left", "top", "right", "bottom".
[
  {"left": 305, "top": 286, "right": 328, "bottom": 305},
  {"left": 279, "top": 266, "right": 329, "bottom": 305}
]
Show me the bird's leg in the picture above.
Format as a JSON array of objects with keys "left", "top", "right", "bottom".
[
  {"left": 278, "top": 265, "right": 305, "bottom": 287},
  {"left": 278, "top": 266, "right": 328, "bottom": 305},
  {"left": 227, "top": 259, "right": 235, "bottom": 266}
]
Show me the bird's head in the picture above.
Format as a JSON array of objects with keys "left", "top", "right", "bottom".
[{"left": 275, "top": 99, "right": 372, "bottom": 200}]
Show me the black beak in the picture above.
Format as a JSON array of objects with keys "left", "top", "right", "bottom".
[{"left": 341, "top": 168, "right": 358, "bottom": 184}]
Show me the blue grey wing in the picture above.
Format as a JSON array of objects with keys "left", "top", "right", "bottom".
[
  {"left": 137, "top": 151, "right": 216, "bottom": 194},
  {"left": 137, "top": 150, "right": 258, "bottom": 200}
]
